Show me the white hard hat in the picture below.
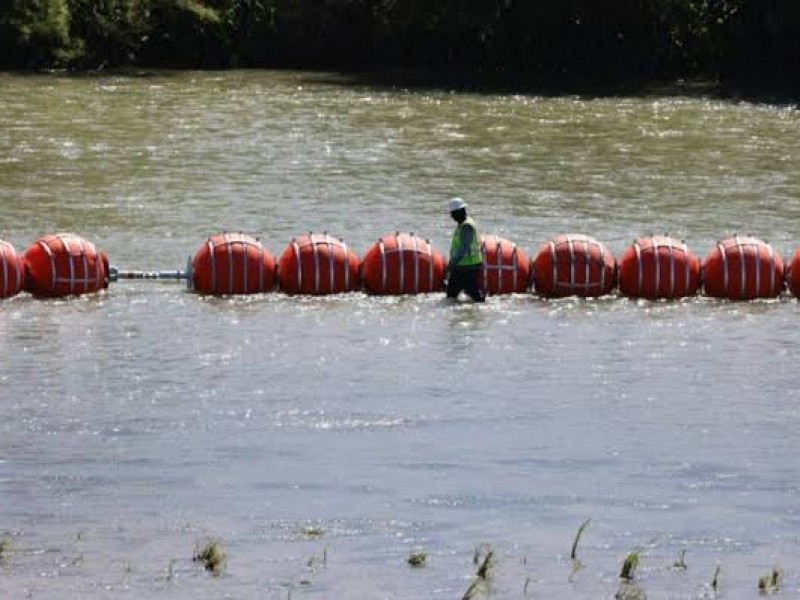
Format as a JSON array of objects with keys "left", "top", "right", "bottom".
[{"left": 447, "top": 197, "right": 467, "bottom": 212}]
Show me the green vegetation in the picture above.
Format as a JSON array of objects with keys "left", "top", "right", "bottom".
[
  {"left": 461, "top": 545, "right": 495, "bottom": 599},
  {"left": 671, "top": 549, "right": 687, "bottom": 571},
  {"left": 570, "top": 518, "right": 590, "bottom": 572},
  {"left": 711, "top": 564, "right": 721, "bottom": 593},
  {"left": 619, "top": 549, "right": 640, "bottom": 580},
  {"left": 407, "top": 550, "right": 427, "bottom": 567},
  {"left": 758, "top": 566, "right": 782, "bottom": 594},
  {"left": 299, "top": 526, "right": 325, "bottom": 540},
  {"left": 193, "top": 538, "right": 227, "bottom": 576},
  {"left": 1, "top": 1, "right": 799, "bottom": 93},
  {"left": 0, "top": 535, "right": 12, "bottom": 563}
]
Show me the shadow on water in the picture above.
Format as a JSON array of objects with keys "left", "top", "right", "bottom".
[
  {"left": 4, "top": 65, "right": 799, "bottom": 104},
  {"left": 300, "top": 67, "right": 800, "bottom": 105}
]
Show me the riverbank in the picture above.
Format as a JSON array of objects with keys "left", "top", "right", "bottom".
[{"left": 2, "top": 1, "right": 798, "bottom": 100}]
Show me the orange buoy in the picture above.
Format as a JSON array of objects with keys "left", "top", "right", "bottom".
[
  {"left": 278, "top": 233, "right": 360, "bottom": 295},
  {"left": 786, "top": 249, "right": 800, "bottom": 298},
  {"left": 23, "top": 233, "right": 108, "bottom": 298},
  {"left": 618, "top": 235, "right": 701, "bottom": 299},
  {"left": 1, "top": 240, "right": 24, "bottom": 299},
  {"left": 480, "top": 235, "right": 531, "bottom": 295},
  {"left": 703, "top": 235, "right": 783, "bottom": 299},
  {"left": 190, "top": 233, "right": 276, "bottom": 295},
  {"left": 532, "top": 233, "right": 616, "bottom": 298},
  {"left": 361, "top": 232, "right": 445, "bottom": 295}
]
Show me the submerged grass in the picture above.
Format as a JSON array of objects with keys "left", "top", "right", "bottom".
[
  {"left": 711, "top": 564, "right": 721, "bottom": 593},
  {"left": 193, "top": 539, "right": 227, "bottom": 577},
  {"left": 407, "top": 550, "right": 427, "bottom": 567},
  {"left": 301, "top": 527, "right": 325, "bottom": 539},
  {"left": 461, "top": 577, "right": 484, "bottom": 600},
  {"left": 758, "top": 566, "right": 782, "bottom": 594},
  {"left": 461, "top": 545, "right": 495, "bottom": 599},
  {"left": 571, "top": 519, "right": 591, "bottom": 562},
  {"left": 476, "top": 548, "right": 494, "bottom": 579},
  {"left": 619, "top": 550, "right": 640, "bottom": 581},
  {"left": 0, "top": 535, "right": 12, "bottom": 564},
  {"left": 671, "top": 549, "right": 687, "bottom": 571},
  {"left": 1, "top": 523, "right": 790, "bottom": 596},
  {"left": 570, "top": 518, "right": 591, "bottom": 575}
]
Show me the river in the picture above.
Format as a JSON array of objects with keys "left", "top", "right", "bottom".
[{"left": 1, "top": 71, "right": 799, "bottom": 599}]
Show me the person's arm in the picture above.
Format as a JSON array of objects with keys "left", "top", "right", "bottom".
[{"left": 448, "top": 225, "right": 474, "bottom": 270}]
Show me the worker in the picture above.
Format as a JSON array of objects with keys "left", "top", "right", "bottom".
[{"left": 446, "top": 197, "right": 486, "bottom": 302}]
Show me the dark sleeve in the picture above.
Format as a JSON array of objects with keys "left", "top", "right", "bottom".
[{"left": 460, "top": 224, "right": 474, "bottom": 250}]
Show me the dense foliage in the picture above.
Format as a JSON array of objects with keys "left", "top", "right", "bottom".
[{"left": 1, "top": 1, "right": 798, "bottom": 90}]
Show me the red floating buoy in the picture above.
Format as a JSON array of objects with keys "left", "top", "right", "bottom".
[
  {"left": 361, "top": 232, "right": 445, "bottom": 295},
  {"left": 785, "top": 249, "right": 800, "bottom": 298},
  {"left": 480, "top": 235, "right": 531, "bottom": 295},
  {"left": 23, "top": 233, "right": 108, "bottom": 298},
  {"left": 190, "top": 232, "right": 276, "bottom": 295},
  {"left": 278, "top": 233, "right": 360, "bottom": 295},
  {"left": 703, "top": 235, "right": 783, "bottom": 299},
  {"left": 1, "top": 240, "right": 24, "bottom": 299},
  {"left": 532, "top": 233, "right": 616, "bottom": 298},
  {"left": 618, "top": 235, "right": 701, "bottom": 299}
]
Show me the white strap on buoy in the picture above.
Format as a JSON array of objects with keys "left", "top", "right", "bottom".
[
  {"left": 378, "top": 238, "right": 387, "bottom": 291},
  {"left": 735, "top": 235, "right": 746, "bottom": 298},
  {"left": 292, "top": 239, "right": 302, "bottom": 292},
  {"left": 767, "top": 242, "right": 775, "bottom": 294},
  {"left": 634, "top": 239, "right": 643, "bottom": 295},
  {"left": 411, "top": 234, "right": 419, "bottom": 293},
  {"left": 718, "top": 240, "right": 729, "bottom": 294},
  {"left": 207, "top": 238, "right": 217, "bottom": 292},
  {"left": 341, "top": 239, "right": 350, "bottom": 291},
  {"left": 426, "top": 239, "right": 434, "bottom": 292},
  {"left": 594, "top": 238, "right": 603, "bottom": 295}
]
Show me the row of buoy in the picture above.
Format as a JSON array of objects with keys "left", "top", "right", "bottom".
[{"left": 2, "top": 231, "right": 800, "bottom": 301}]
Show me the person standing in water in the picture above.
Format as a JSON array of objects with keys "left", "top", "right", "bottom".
[{"left": 446, "top": 198, "right": 486, "bottom": 302}]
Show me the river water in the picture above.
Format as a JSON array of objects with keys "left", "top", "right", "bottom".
[{"left": 1, "top": 71, "right": 799, "bottom": 599}]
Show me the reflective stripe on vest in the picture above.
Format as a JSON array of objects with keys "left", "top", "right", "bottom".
[{"left": 450, "top": 217, "right": 482, "bottom": 267}]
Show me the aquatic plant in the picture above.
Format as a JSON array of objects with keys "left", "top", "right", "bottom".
[
  {"left": 193, "top": 539, "right": 227, "bottom": 577},
  {"left": 305, "top": 546, "right": 327, "bottom": 569},
  {"left": 758, "top": 566, "right": 782, "bottom": 594},
  {"left": 0, "top": 535, "right": 12, "bottom": 563},
  {"left": 407, "top": 550, "right": 427, "bottom": 567},
  {"left": 476, "top": 549, "right": 494, "bottom": 579},
  {"left": 301, "top": 527, "right": 325, "bottom": 539},
  {"left": 615, "top": 581, "right": 648, "bottom": 600},
  {"left": 460, "top": 545, "right": 495, "bottom": 599},
  {"left": 461, "top": 578, "right": 484, "bottom": 600},
  {"left": 671, "top": 549, "right": 687, "bottom": 571},
  {"left": 570, "top": 518, "right": 591, "bottom": 572},
  {"left": 619, "top": 550, "right": 640, "bottom": 580},
  {"left": 711, "top": 565, "right": 721, "bottom": 593}
]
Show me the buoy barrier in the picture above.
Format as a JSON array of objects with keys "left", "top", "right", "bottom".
[
  {"left": 361, "top": 232, "right": 445, "bottom": 295},
  {"left": 480, "top": 235, "right": 531, "bottom": 295},
  {"left": 786, "top": 249, "right": 800, "bottom": 298},
  {"left": 23, "top": 233, "right": 109, "bottom": 298},
  {"left": 618, "top": 235, "right": 701, "bottom": 299},
  {"left": 190, "top": 233, "right": 276, "bottom": 295},
  {"left": 278, "top": 233, "right": 361, "bottom": 295},
  {"left": 532, "top": 234, "right": 616, "bottom": 298},
  {"left": 703, "top": 235, "right": 783, "bottom": 299},
  {"left": 0, "top": 240, "right": 24, "bottom": 299},
  {"left": 5, "top": 231, "right": 800, "bottom": 302}
]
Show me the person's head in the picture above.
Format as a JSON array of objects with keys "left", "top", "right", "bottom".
[{"left": 447, "top": 197, "right": 468, "bottom": 223}]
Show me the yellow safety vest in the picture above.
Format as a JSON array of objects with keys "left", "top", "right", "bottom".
[{"left": 450, "top": 217, "right": 483, "bottom": 267}]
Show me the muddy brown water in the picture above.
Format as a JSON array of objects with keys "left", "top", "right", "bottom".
[{"left": 1, "top": 71, "right": 800, "bottom": 598}]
